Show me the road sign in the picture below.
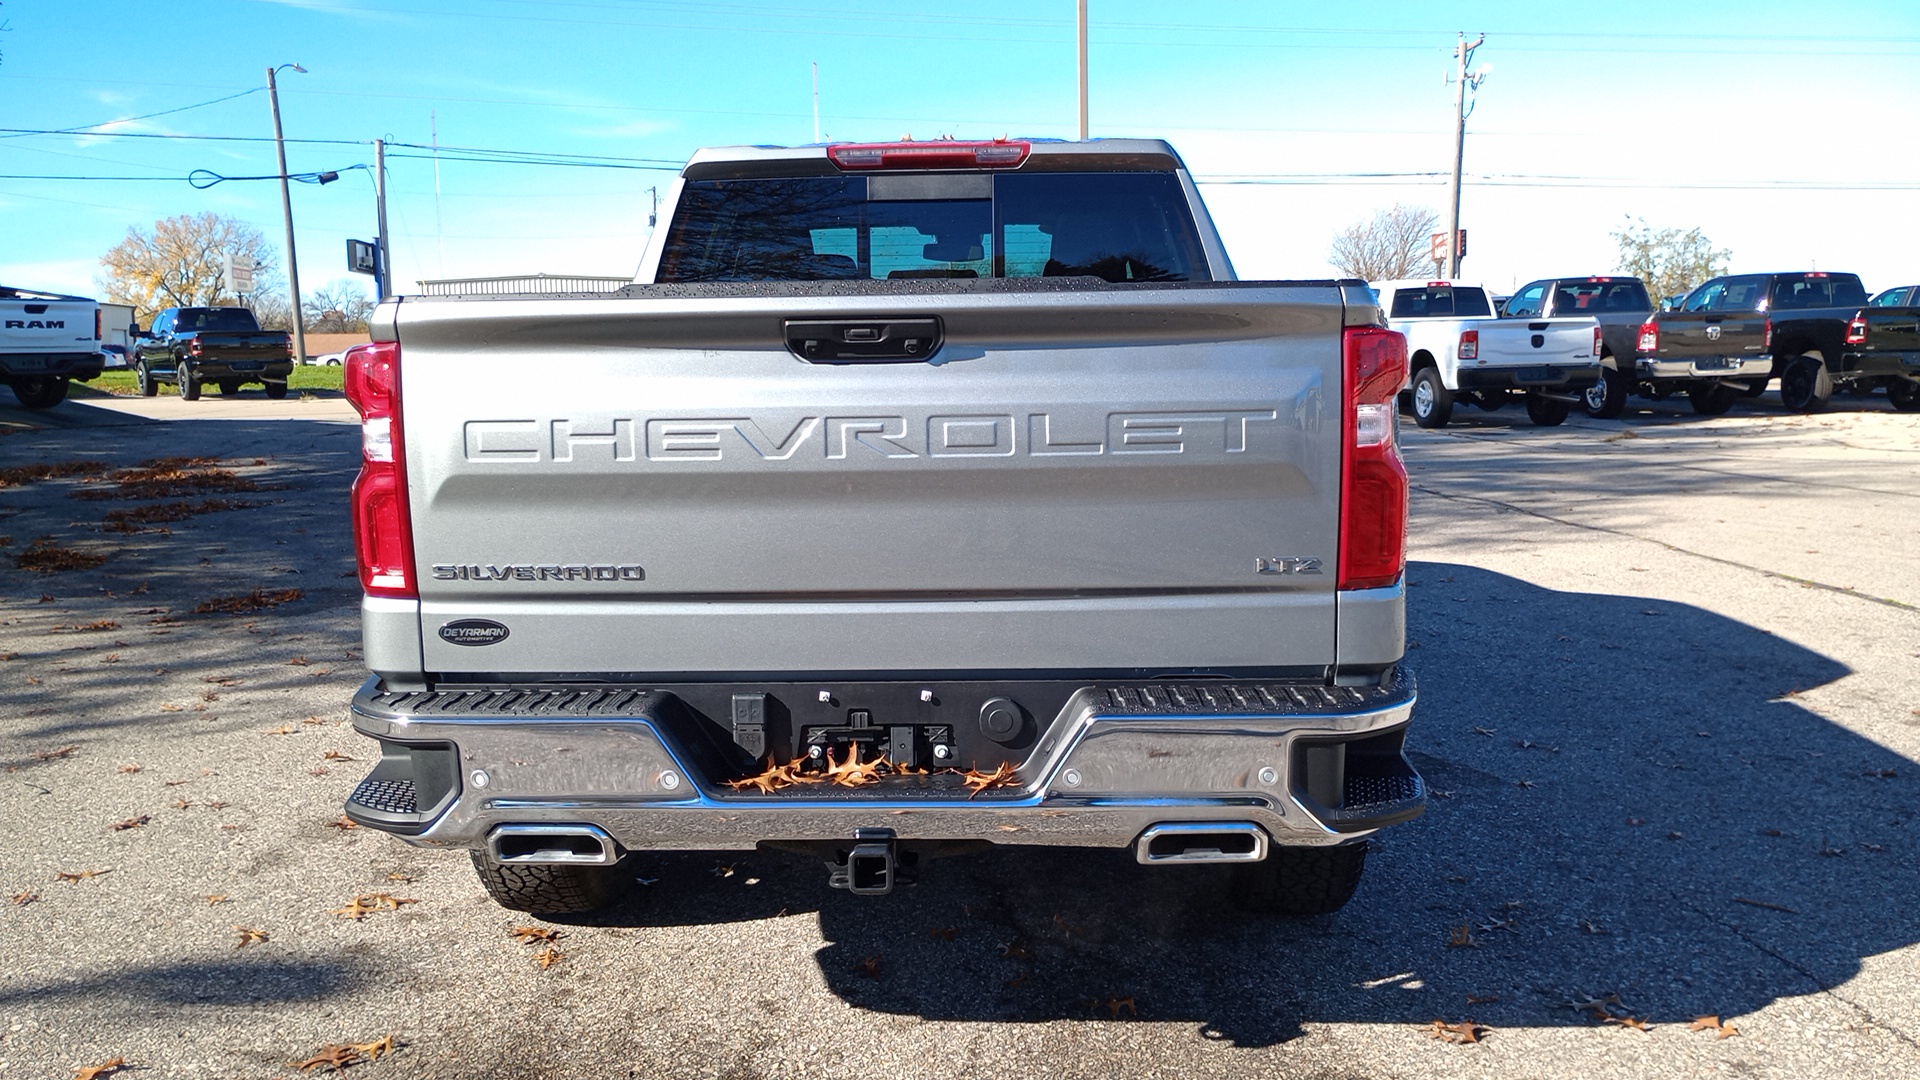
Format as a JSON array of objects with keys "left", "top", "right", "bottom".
[
  {"left": 1430, "top": 230, "right": 1468, "bottom": 265},
  {"left": 222, "top": 253, "right": 256, "bottom": 295},
  {"left": 347, "top": 239, "right": 380, "bottom": 276}
]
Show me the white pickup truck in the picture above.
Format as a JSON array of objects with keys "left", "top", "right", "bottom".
[
  {"left": 1372, "top": 279, "right": 1601, "bottom": 428},
  {"left": 1, "top": 286, "right": 103, "bottom": 409}
]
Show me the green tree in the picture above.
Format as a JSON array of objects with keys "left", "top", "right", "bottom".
[
  {"left": 1612, "top": 217, "right": 1731, "bottom": 305},
  {"left": 97, "top": 212, "right": 287, "bottom": 327}
]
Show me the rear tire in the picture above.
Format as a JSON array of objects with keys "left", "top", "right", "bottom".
[
  {"left": 1779, "top": 356, "right": 1833, "bottom": 413},
  {"left": 180, "top": 364, "right": 202, "bottom": 401},
  {"left": 1687, "top": 382, "right": 1736, "bottom": 416},
  {"left": 1230, "top": 842, "right": 1368, "bottom": 917},
  {"left": 10, "top": 376, "right": 70, "bottom": 410},
  {"left": 264, "top": 379, "right": 289, "bottom": 400},
  {"left": 1411, "top": 367, "right": 1452, "bottom": 429},
  {"left": 137, "top": 360, "right": 159, "bottom": 397},
  {"left": 468, "top": 850, "right": 626, "bottom": 914},
  {"left": 1888, "top": 378, "right": 1920, "bottom": 412},
  {"left": 1525, "top": 392, "right": 1570, "bottom": 426},
  {"left": 1583, "top": 365, "right": 1628, "bottom": 419}
]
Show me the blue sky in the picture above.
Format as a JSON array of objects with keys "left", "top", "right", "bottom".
[{"left": 3, "top": 0, "right": 1918, "bottom": 304}]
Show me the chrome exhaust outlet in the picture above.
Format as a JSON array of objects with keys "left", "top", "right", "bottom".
[
  {"left": 1135, "top": 822, "right": 1269, "bottom": 865},
  {"left": 488, "top": 823, "right": 617, "bottom": 865}
]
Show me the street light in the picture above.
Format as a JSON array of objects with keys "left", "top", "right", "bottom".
[{"left": 268, "top": 62, "right": 309, "bottom": 363}]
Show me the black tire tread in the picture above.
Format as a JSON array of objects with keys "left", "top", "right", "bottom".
[
  {"left": 468, "top": 850, "right": 623, "bottom": 913},
  {"left": 1232, "top": 842, "right": 1368, "bottom": 917},
  {"left": 1889, "top": 379, "right": 1920, "bottom": 412}
]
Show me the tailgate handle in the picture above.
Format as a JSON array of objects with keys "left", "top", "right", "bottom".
[{"left": 785, "top": 317, "right": 943, "bottom": 363}]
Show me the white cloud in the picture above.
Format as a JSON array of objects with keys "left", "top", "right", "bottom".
[{"left": 0, "top": 260, "right": 108, "bottom": 300}]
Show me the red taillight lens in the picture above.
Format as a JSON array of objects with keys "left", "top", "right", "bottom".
[
  {"left": 1593, "top": 325, "right": 1604, "bottom": 357},
  {"left": 1340, "top": 325, "right": 1409, "bottom": 592},
  {"left": 1637, "top": 319, "right": 1659, "bottom": 353},
  {"left": 94, "top": 309, "right": 102, "bottom": 341},
  {"left": 827, "top": 140, "right": 1030, "bottom": 170},
  {"left": 1846, "top": 312, "right": 1868, "bottom": 346},
  {"left": 1457, "top": 329, "right": 1479, "bottom": 360},
  {"left": 344, "top": 342, "right": 416, "bottom": 599},
  {"left": 1764, "top": 316, "right": 1773, "bottom": 349},
  {"left": 189, "top": 338, "right": 203, "bottom": 357}
]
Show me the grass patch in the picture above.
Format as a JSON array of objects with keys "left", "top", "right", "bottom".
[{"left": 84, "top": 366, "right": 344, "bottom": 397}]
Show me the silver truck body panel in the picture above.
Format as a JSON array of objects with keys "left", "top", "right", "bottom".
[{"left": 383, "top": 284, "right": 1358, "bottom": 679}]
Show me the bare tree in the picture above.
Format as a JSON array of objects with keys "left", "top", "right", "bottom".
[
  {"left": 1612, "top": 217, "right": 1731, "bottom": 305},
  {"left": 1329, "top": 205, "right": 1440, "bottom": 281},
  {"left": 301, "top": 282, "right": 377, "bottom": 333},
  {"left": 97, "top": 212, "right": 287, "bottom": 326}
]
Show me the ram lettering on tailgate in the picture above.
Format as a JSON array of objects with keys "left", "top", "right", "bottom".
[{"left": 462, "top": 410, "right": 1281, "bottom": 464}]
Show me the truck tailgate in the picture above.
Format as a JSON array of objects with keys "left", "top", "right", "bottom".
[
  {"left": 1474, "top": 316, "right": 1597, "bottom": 367},
  {"left": 389, "top": 283, "right": 1346, "bottom": 676}
]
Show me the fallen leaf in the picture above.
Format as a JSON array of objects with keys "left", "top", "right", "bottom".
[
  {"left": 325, "top": 816, "right": 360, "bottom": 831},
  {"left": 1472, "top": 726, "right": 1497, "bottom": 737},
  {"left": 824, "top": 743, "right": 890, "bottom": 787},
  {"left": 287, "top": 656, "right": 311, "bottom": 666},
  {"left": 1691, "top": 1015, "right": 1740, "bottom": 1039},
  {"left": 1563, "top": 992, "right": 1625, "bottom": 1015},
  {"left": 54, "top": 869, "right": 112, "bottom": 883},
  {"left": 310, "top": 767, "right": 330, "bottom": 776},
  {"left": 206, "top": 895, "right": 229, "bottom": 905},
  {"left": 534, "top": 945, "right": 563, "bottom": 970},
  {"left": 1427, "top": 1019, "right": 1487, "bottom": 1044},
  {"left": 927, "top": 926, "right": 957, "bottom": 941},
  {"left": 854, "top": 953, "right": 882, "bottom": 979},
  {"left": 1605, "top": 1014, "right": 1653, "bottom": 1032},
  {"left": 1447, "top": 924, "right": 1479, "bottom": 949},
  {"left": 302, "top": 716, "right": 328, "bottom": 725},
  {"left": 109, "top": 815, "right": 151, "bottom": 831},
  {"left": 234, "top": 926, "right": 269, "bottom": 948},
  {"left": 350, "top": 1034, "right": 397, "bottom": 1060},
  {"left": 331, "top": 892, "right": 419, "bottom": 920},
  {"left": 31, "top": 745, "right": 79, "bottom": 761},
  {"left": 385, "top": 872, "right": 415, "bottom": 883},
  {"left": 117, "top": 763, "right": 141, "bottom": 774},
  {"left": 159, "top": 703, "right": 185, "bottom": 712},
  {"left": 957, "top": 761, "right": 1019, "bottom": 798},
  {"left": 287, "top": 1044, "right": 359, "bottom": 1072},
  {"left": 322, "top": 750, "right": 356, "bottom": 761},
  {"left": 204, "top": 800, "right": 228, "bottom": 811},
  {"left": 263, "top": 724, "right": 296, "bottom": 736},
  {"left": 511, "top": 926, "right": 561, "bottom": 945},
  {"left": 12, "top": 890, "right": 39, "bottom": 906},
  {"left": 73, "top": 1057, "right": 132, "bottom": 1080},
  {"left": 1465, "top": 993, "right": 1499, "bottom": 1005}
]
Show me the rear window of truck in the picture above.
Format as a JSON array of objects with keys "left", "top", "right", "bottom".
[
  {"left": 1389, "top": 285, "right": 1492, "bottom": 318},
  {"left": 1552, "top": 279, "right": 1650, "bottom": 314},
  {"left": 656, "top": 172, "right": 1210, "bottom": 283},
  {"left": 175, "top": 308, "right": 261, "bottom": 332},
  {"left": 1770, "top": 274, "right": 1869, "bottom": 311}
]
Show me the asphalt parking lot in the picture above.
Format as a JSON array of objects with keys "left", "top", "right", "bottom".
[{"left": 2, "top": 389, "right": 1916, "bottom": 1080}]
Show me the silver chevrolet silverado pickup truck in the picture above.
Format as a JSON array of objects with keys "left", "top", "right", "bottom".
[{"left": 341, "top": 138, "right": 1424, "bottom": 917}]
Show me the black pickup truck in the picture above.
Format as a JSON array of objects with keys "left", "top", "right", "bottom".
[
  {"left": 1500, "top": 276, "right": 1652, "bottom": 418},
  {"left": 1843, "top": 294, "right": 1920, "bottom": 411},
  {"left": 133, "top": 306, "right": 293, "bottom": 400},
  {"left": 1631, "top": 271, "right": 1871, "bottom": 415}
]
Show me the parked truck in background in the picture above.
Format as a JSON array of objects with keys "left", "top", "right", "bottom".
[
  {"left": 1499, "top": 276, "right": 1653, "bottom": 419},
  {"left": 133, "top": 306, "right": 294, "bottom": 400},
  {"left": 0, "top": 285, "right": 103, "bottom": 409},
  {"left": 341, "top": 138, "right": 1425, "bottom": 918},
  {"left": 1630, "top": 271, "right": 1872, "bottom": 415},
  {"left": 1373, "top": 278, "right": 1601, "bottom": 428},
  {"left": 1843, "top": 299, "right": 1920, "bottom": 411}
]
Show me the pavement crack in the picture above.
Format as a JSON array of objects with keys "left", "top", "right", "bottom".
[
  {"left": 1411, "top": 483, "right": 1917, "bottom": 613},
  {"left": 1674, "top": 895, "right": 1920, "bottom": 1051}
]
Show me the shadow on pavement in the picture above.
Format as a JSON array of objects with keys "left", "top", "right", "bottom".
[
  {"left": 576, "top": 561, "right": 1908, "bottom": 1046},
  {"left": 0, "top": 957, "right": 366, "bottom": 1009}
]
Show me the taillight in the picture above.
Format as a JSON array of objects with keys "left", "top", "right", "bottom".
[
  {"left": 1846, "top": 312, "right": 1868, "bottom": 346},
  {"left": 1340, "top": 325, "right": 1409, "bottom": 592},
  {"left": 1593, "top": 325, "right": 1604, "bottom": 357},
  {"left": 94, "top": 309, "right": 102, "bottom": 341},
  {"left": 1637, "top": 318, "right": 1659, "bottom": 353},
  {"left": 1457, "top": 329, "right": 1479, "bottom": 361},
  {"left": 1763, "top": 317, "right": 1773, "bottom": 350},
  {"left": 189, "top": 338, "right": 203, "bottom": 357},
  {"left": 827, "top": 140, "right": 1030, "bottom": 170},
  {"left": 344, "top": 342, "right": 416, "bottom": 599}
]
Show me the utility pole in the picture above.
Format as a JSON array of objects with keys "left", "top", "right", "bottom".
[
  {"left": 1075, "top": 0, "right": 1090, "bottom": 138},
  {"left": 374, "top": 138, "right": 392, "bottom": 300},
  {"left": 1445, "top": 33, "right": 1485, "bottom": 279},
  {"left": 812, "top": 62, "right": 821, "bottom": 143},
  {"left": 268, "top": 63, "right": 308, "bottom": 363}
]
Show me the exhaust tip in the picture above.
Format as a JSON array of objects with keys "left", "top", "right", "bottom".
[
  {"left": 1136, "top": 822, "right": 1269, "bottom": 865},
  {"left": 488, "top": 823, "right": 616, "bottom": 865}
]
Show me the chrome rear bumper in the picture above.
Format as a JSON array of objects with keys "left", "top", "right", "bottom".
[{"left": 344, "top": 669, "right": 1422, "bottom": 853}]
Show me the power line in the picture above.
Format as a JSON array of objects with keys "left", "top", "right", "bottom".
[{"left": 0, "top": 86, "right": 266, "bottom": 141}]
